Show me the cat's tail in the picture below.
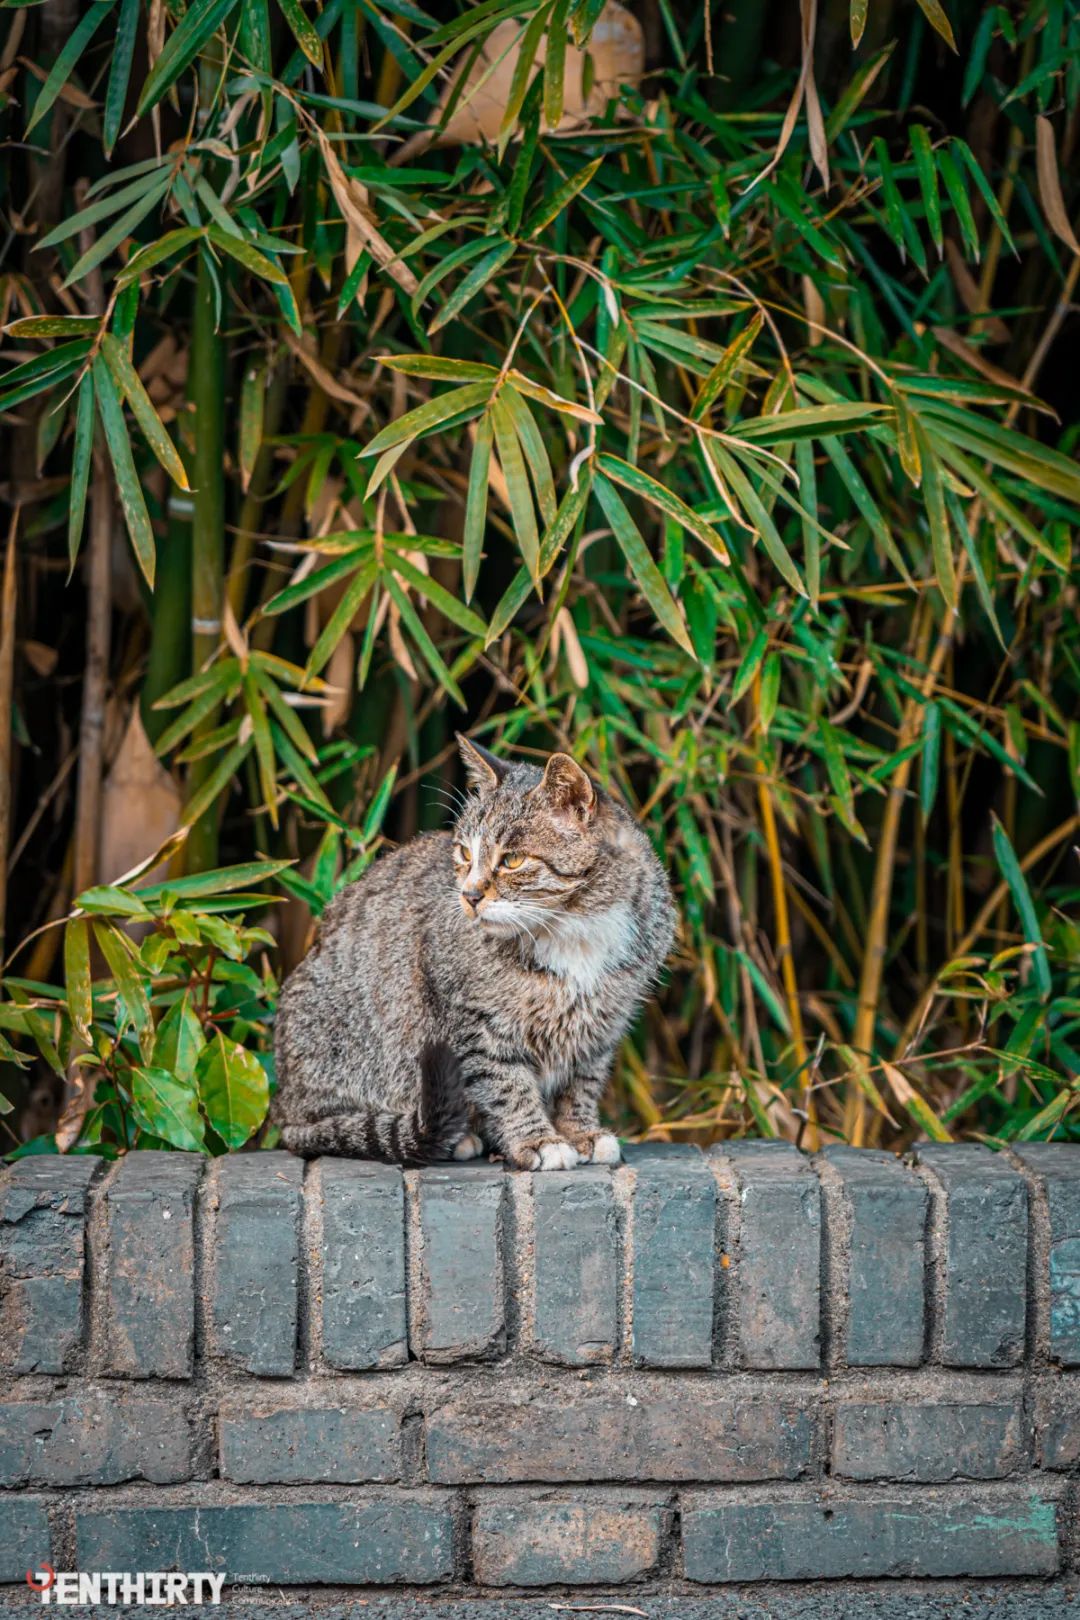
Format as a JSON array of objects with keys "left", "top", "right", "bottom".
[{"left": 277, "top": 1044, "right": 469, "bottom": 1164}]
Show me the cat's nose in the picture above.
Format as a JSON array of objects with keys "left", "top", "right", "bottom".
[{"left": 461, "top": 887, "right": 485, "bottom": 911}]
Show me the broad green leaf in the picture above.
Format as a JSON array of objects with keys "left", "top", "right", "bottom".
[
  {"left": 91, "top": 356, "right": 156, "bottom": 588},
  {"left": 498, "top": 2, "right": 550, "bottom": 153},
  {"left": 594, "top": 474, "right": 694, "bottom": 657},
  {"left": 152, "top": 993, "right": 206, "bottom": 1087},
  {"left": 991, "top": 815, "right": 1052, "bottom": 999},
  {"left": 543, "top": 0, "right": 569, "bottom": 127},
  {"left": 195, "top": 1031, "right": 269, "bottom": 1147},
  {"left": 131, "top": 1067, "right": 206, "bottom": 1152},
  {"left": 243, "top": 671, "right": 278, "bottom": 828},
  {"left": 63, "top": 917, "right": 92, "bottom": 1041},
  {"left": 731, "top": 627, "right": 768, "bottom": 705},
  {"left": 100, "top": 334, "right": 189, "bottom": 490},
  {"left": 137, "top": 857, "right": 293, "bottom": 903}
]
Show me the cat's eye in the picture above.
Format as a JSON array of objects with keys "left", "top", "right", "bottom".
[
  {"left": 500, "top": 852, "right": 526, "bottom": 870},
  {"left": 453, "top": 844, "right": 469, "bottom": 865}
]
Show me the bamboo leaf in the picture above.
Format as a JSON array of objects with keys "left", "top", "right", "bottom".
[
  {"left": 383, "top": 570, "right": 466, "bottom": 706},
  {"left": 492, "top": 392, "right": 539, "bottom": 584},
  {"left": 63, "top": 917, "right": 93, "bottom": 1042},
  {"left": 913, "top": 0, "right": 956, "bottom": 50},
  {"left": 914, "top": 420, "right": 956, "bottom": 611},
  {"left": 594, "top": 474, "right": 695, "bottom": 658},
  {"left": 389, "top": 552, "right": 486, "bottom": 637},
  {"left": 63, "top": 172, "right": 174, "bottom": 288},
  {"left": 206, "top": 223, "right": 289, "bottom": 286},
  {"left": 523, "top": 156, "right": 603, "bottom": 237},
  {"left": 239, "top": 360, "right": 265, "bottom": 492},
  {"left": 104, "top": 0, "right": 139, "bottom": 155},
  {"left": 361, "top": 381, "right": 493, "bottom": 459},
  {"left": 428, "top": 240, "right": 516, "bottom": 336},
  {"left": 276, "top": 0, "right": 322, "bottom": 64},
  {"left": 305, "top": 557, "right": 378, "bottom": 679},
  {"left": 464, "top": 411, "right": 493, "bottom": 602},
  {"left": 26, "top": 0, "right": 114, "bottom": 136},
  {"left": 137, "top": 0, "right": 241, "bottom": 116},
  {"left": 1035, "top": 115, "right": 1080, "bottom": 257},
  {"left": 68, "top": 372, "right": 95, "bottom": 578},
  {"left": 91, "top": 356, "right": 156, "bottom": 588},
  {"left": 991, "top": 815, "right": 1052, "bottom": 999},
  {"left": 598, "top": 452, "right": 730, "bottom": 564},
  {"left": 100, "top": 334, "right": 189, "bottom": 490}
]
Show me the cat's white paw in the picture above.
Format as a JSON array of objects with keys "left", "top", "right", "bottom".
[
  {"left": 536, "top": 1139, "right": 581, "bottom": 1171},
  {"left": 452, "top": 1131, "right": 485, "bottom": 1161},
  {"left": 588, "top": 1131, "right": 622, "bottom": 1165}
]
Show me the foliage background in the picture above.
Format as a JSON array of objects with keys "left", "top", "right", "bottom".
[{"left": 0, "top": 0, "right": 1078, "bottom": 1158}]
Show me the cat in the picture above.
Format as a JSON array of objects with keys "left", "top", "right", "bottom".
[{"left": 272, "top": 735, "right": 675, "bottom": 1169}]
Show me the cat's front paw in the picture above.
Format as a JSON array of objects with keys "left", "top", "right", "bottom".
[
  {"left": 451, "top": 1131, "right": 485, "bottom": 1161},
  {"left": 559, "top": 1128, "right": 622, "bottom": 1165},
  {"left": 506, "top": 1137, "right": 581, "bottom": 1171}
]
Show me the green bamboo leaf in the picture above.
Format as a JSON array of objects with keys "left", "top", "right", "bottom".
[
  {"left": 910, "top": 125, "right": 943, "bottom": 256},
  {"left": 131, "top": 1066, "right": 206, "bottom": 1151},
  {"left": 991, "top": 815, "right": 1052, "bottom": 999},
  {"left": 492, "top": 392, "right": 539, "bottom": 584},
  {"left": 255, "top": 669, "right": 319, "bottom": 764},
  {"left": 383, "top": 570, "right": 466, "bottom": 706},
  {"left": 501, "top": 387, "right": 556, "bottom": 526},
  {"left": 691, "top": 312, "right": 763, "bottom": 421},
  {"left": 428, "top": 240, "right": 516, "bottom": 336},
  {"left": 195, "top": 1031, "right": 268, "bottom": 1147},
  {"left": 100, "top": 334, "right": 189, "bottom": 490},
  {"left": 94, "top": 920, "right": 154, "bottom": 1061},
  {"left": 543, "top": 0, "right": 569, "bottom": 127},
  {"left": 850, "top": 0, "right": 868, "bottom": 45},
  {"left": 4, "top": 316, "right": 100, "bottom": 338},
  {"left": 137, "top": 0, "right": 241, "bottom": 116},
  {"left": 598, "top": 452, "right": 730, "bottom": 564},
  {"left": 361, "top": 381, "right": 493, "bottom": 459},
  {"left": 137, "top": 857, "right": 293, "bottom": 904},
  {"left": 464, "top": 410, "right": 493, "bottom": 603},
  {"left": 914, "top": 0, "right": 956, "bottom": 50},
  {"left": 63, "top": 172, "right": 174, "bottom": 289},
  {"left": 938, "top": 145, "right": 979, "bottom": 260},
  {"left": 276, "top": 0, "right": 322, "bottom": 64},
  {"left": 263, "top": 550, "right": 365, "bottom": 618},
  {"left": 523, "top": 156, "right": 603, "bottom": 237},
  {"left": 116, "top": 226, "right": 207, "bottom": 288},
  {"left": 389, "top": 551, "right": 486, "bottom": 637},
  {"left": 914, "top": 421, "right": 956, "bottom": 611},
  {"left": 206, "top": 223, "right": 288, "bottom": 286},
  {"left": 68, "top": 372, "right": 95, "bottom": 578},
  {"left": 953, "top": 138, "right": 1016, "bottom": 256},
  {"left": 817, "top": 715, "right": 856, "bottom": 829},
  {"left": 921, "top": 701, "right": 941, "bottom": 820},
  {"left": 794, "top": 438, "right": 820, "bottom": 606},
  {"left": 91, "top": 356, "right": 156, "bottom": 589},
  {"left": 239, "top": 359, "right": 265, "bottom": 492},
  {"left": 305, "top": 556, "right": 378, "bottom": 679},
  {"left": 26, "top": 0, "right": 114, "bottom": 136},
  {"left": 39, "top": 168, "right": 170, "bottom": 251},
  {"left": 379, "top": 354, "right": 499, "bottom": 382},
  {"left": 709, "top": 443, "right": 807, "bottom": 598},
  {"left": 594, "top": 474, "right": 695, "bottom": 658},
  {"left": 179, "top": 739, "right": 252, "bottom": 829},
  {"left": 498, "top": 2, "right": 550, "bottom": 154},
  {"left": 63, "top": 917, "right": 93, "bottom": 1042},
  {"left": 243, "top": 672, "right": 279, "bottom": 829},
  {"left": 362, "top": 762, "right": 399, "bottom": 840},
  {"left": 104, "top": 0, "right": 139, "bottom": 155},
  {"left": 731, "top": 627, "right": 768, "bottom": 705}
]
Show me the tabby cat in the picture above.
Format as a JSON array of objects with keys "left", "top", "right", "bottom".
[{"left": 272, "top": 736, "right": 675, "bottom": 1168}]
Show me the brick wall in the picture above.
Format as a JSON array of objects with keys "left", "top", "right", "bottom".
[{"left": 1, "top": 1141, "right": 1078, "bottom": 1599}]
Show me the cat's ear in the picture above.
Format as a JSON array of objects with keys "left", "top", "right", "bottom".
[
  {"left": 539, "top": 752, "right": 596, "bottom": 823},
  {"left": 456, "top": 733, "right": 508, "bottom": 795}
]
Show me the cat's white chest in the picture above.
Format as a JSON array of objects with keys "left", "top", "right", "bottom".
[{"left": 530, "top": 900, "right": 635, "bottom": 996}]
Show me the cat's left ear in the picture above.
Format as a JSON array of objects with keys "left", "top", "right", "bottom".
[
  {"left": 539, "top": 752, "right": 596, "bottom": 823},
  {"left": 457, "top": 733, "right": 508, "bottom": 795}
]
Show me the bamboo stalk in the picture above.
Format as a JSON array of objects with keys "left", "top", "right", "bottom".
[
  {"left": 183, "top": 249, "right": 227, "bottom": 872},
  {"left": 0, "top": 517, "right": 17, "bottom": 960}
]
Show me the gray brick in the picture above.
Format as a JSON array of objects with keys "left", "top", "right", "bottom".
[
  {"left": 0, "top": 1155, "right": 100, "bottom": 1374},
  {"left": 472, "top": 1494, "right": 666, "bottom": 1586},
  {"left": 713, "top": 1142, "right": 820, "bottom": 1369},
  {"left": 321, "top": 1159, "right": 407, "bottom": 1370},
  {"left": 0, "top": 1390, "right": 190, "bottom": 1487},
  {"left": 627, "top": 1145, "right": 715, "bottom": 1368},
  {"left": 219, "top": 1402, "right": 400, "bottom": 1483},
  {"left": 1035, "top": 1380, "right": 1080, "bottom": 1470},
  {"left": 1013, "top": 1145, "right": 1080, "bottom": 1365},
  {"left": 833, "top": 1399, "right": 1024, "bottom": 1482},
  {"left": 682, "top": 1489, "right": 1060, "bottom": 1582},
  {"left": 413, "top": 1165, "right": 504, "bottom": 1362},
  {"left": 0, "top": 1496, "right": 51, "bottom": 1584},
  {"left": 823, "top": 1147, "right": 927, "bottom": 1367},
  {"left": 75, "top": 1497, "right": 454, "bottom": 1585},
  {"left": 532, "top": 1170, "right": 617, "bottom": 1365},
  {"left": 427, "top": 1383, "right": 813, "bottom": 1484},
  {"left": 208, "top": 1153, "right": 302, "bottom": 1376},
  {"left": 915, "top": 1145, "right": 1028, "bottom": 1367},
  {"left": 106, "top": 1151, "right": 202, "bottom": 1379}
]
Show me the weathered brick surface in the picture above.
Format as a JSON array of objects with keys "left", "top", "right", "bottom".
[
  {"left": 0, "top": 1391, "right": 191, "bottom": 1487},
  {"left": 0, "top": 1155, "right": 100, "bottom": 1373},
  {"left": 208, "top": 1153, "right": 302, "bottom": 1376},
  {"left": 320, "top": 1159, "right": 407, "bottom": 1370},
  {"left": 426, "top": 1383, "right": 813, "bottom": 1483},
  {"left": 75, "top": 1497, "right": 455, "bottom": 1585},
  {"left": 713, "top": 1141, "right": 821, "bottom": 1369},
  {"left": 915, "top": 1143, "right": 1028, "bottom": 1367},
  {"left": 472, "top": 1493, "right": 667, "bottom": 1586},
  {"left": 627, "top": 1144, "right": 716, "bottom": 1368},
  {"left": 532, "top": 1169, "right": 617, "bottom": 1364},
  {"left": 823, "top": 1147, "right": 927, "bottom": 1367},
  {"left": 832, "top": 1398, "right": 1024, "bottom": 1481},
  {"left": 1035, "top": 1379, "right": 1080, "bottom": 1470},
  {"left": 219, "top": 1402, "right": 400, "bottom": 1483},
  {"left": 105, "top": 1150, "right": 202, "bottom": 1378},
  {"left": 1013, "top": 1144, "right": 1080, "bottom": 1365},
  {"left": 412, "top": 1165, "right": 504, "bottom": 1362},
  {"left": 1, "top": 1144, "right": 1077, "bottom": 1597},
  {"left": 0, "top": 1496, "right": 51, "bottom": 1583},
  {"left": 682, "top": 1489, "right": 1060, "bottom": 1581}
]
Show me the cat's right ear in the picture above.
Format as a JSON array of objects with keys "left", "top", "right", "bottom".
[{"left": 456, "top": 733, "right": 508, "bottom": 795}]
